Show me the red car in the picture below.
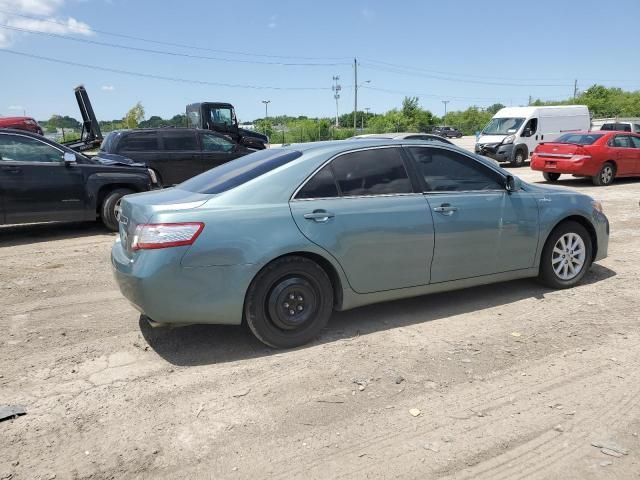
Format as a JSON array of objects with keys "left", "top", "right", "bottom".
[
  {"left": 531, "top": 131, "right": 640, "bottom": 186},
  {"left": 0, "top": 116, "right": 43, "bottom": 135}
]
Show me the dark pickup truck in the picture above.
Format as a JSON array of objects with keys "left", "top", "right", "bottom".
[{"left": 0, "top": 129, "right": 156, "bottom": 231}]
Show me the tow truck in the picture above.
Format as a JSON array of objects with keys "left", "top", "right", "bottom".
[
  {"left": 63, "top": 85, "right": 103, "bottom": 152},
  {"left": 186, "top": 102, "right": 269, "bottom": 149}
]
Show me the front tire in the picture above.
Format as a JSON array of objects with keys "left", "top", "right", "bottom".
[
  {"left": 245, "top": 256, "right": 334, "bottom": 349},
  {"left": 538, "top": 221, "right": 592, "bottom": 289},
  {"left": 101, "top": 188, "right": 134, "bottom": 232},
  {"left": 511, "top": 149, "right": 526, "bottom": 167},
  {"left": 592, "top": 162, "right": 615, "bottom": 186},
  {"left": 543, "top": 172, "right": 561, "bottom": 182}
]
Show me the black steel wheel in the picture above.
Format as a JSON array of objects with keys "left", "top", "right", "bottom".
[{"left": 245, "top": 256, "right": 333, "bottom": 348}]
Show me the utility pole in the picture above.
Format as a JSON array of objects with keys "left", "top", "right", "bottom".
[
  {"left": 332, "top": 76, "right": 341, "bottom": 127},
  {"left": 573, "top": 79, "right": 578, "bottom": 99},
  {"left": 261, "top": 100, "right": 270, "bottom": 119},
  {"left": 528, "top": 95, "right": 532, "bottom": 106},
  {"left": 353, "top": 57, "right": 358, "bottom": 131},
  {"left": 442, "top": 100, "right": 449, "bottom": 126}
]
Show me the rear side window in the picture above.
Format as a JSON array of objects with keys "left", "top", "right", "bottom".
[
  {"left": 611, "top": 136, "right": 632, "bottom": 148},
  {"left": 162, "top": 131, "right": 198, "bottom": 151},
  {"left": 408, "top": 146, "right": 503, "bottom": 192},
  {"left": 630, "top": 137, "right": 640, "bottom": 148},
  {"left": 296, "top": 165, "right": 339, "bottom": 199},
  {"left": 179, "top": 149, "right": 302, "bottom": 194},
  {"left": 118, "top": 132, "right": 159, "bottom": 151},
  {"left": 602, "top": 123, "right": 631, "bottom": 132},
  {"left": 330, "top": 148, "right": 412, "bottom": 196}
]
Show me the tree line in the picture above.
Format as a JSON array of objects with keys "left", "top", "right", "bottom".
[{"left": 38, "top": 85, "right": 640, "bottom": 142}]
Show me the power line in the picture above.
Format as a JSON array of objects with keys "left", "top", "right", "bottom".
[
  {"left": 0, "top": 9, "right": 351, "bottom": 61},
  {"left": 0, "top": 24, "right": 349, "bottom": 66},
  {"left": 0, "top": 49, "right": 333, "bottom": 90},
  {"left": 360, "top": 85, "right": 507, "bottom": 103}
]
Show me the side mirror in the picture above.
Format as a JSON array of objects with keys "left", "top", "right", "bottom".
[
  {"left": 63, "top": 152, "right": 77, "bottom": 166},
  {"left": 522, "top": 128, "right": 532, "bottom": 137},
  {"left": 505, "top": 175, "right": 516, "bottom": 192}
]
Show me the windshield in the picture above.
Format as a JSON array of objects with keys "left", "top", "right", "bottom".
[
  {"left": 178, "top": 149, "right": 302, "bottom": 194},
  {"left": 554, "top": 133, "right": 603, "bottom": 145},
  {"left": 482, "top": 117, "right": 525, "bottom": 135}
]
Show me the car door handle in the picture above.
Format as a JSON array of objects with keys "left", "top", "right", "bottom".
[
  {"left": 303, "top": 210, "right": 335, "bottom": 223},
  {"left": 0, "top": 165, "right": 21, "bottom": 174},
  {"left": 433, "top": 203, "right": 458, "bottom": 215}
]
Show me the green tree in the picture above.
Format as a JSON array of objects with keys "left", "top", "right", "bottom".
[
  {"left": 124, "top": 102, "right": 145, "bottom": 129},
  {"left": 486, "top": 103, "right": 506, "bottom": 115}
]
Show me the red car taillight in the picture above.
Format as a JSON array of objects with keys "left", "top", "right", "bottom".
[{"left": 131, "top": 223, "right": 204, "bottom": 250}]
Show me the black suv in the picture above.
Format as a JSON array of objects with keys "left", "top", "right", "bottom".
[
  {"left": 96, "top": 128, "right": 253, "bottom": 186},
  {"left": 0, "top": 129, "right": 155, "bottom": 231},
  {"left": 432, "top": 126, "right": 463, "bottom": 138}
]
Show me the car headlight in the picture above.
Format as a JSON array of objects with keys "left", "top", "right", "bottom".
[
  {"left": 147, "top": 168, "right": 158, "bottom": 185},
  {"left": 592, "top": 200, "right": 604, "bottom": 213},
  {"left": 503, "top": 135, "right": 515, "bottom": 144}
]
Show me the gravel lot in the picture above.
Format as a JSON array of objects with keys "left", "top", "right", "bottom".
[{"left": 1, "top": 139, "right": 639, "bottom": 479}]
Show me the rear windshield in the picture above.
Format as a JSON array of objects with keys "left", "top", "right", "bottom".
[
  {"left": 554, "top": 133, "right": 603, "bottom": 145},
  {"left": 99, "top": 132, "right": 117, "bottom": 152},
  {"left": 601, "top": 123, "right": 631, "bottom": 132},
  {"left": 178, "top": 149, "right": 302, "bottom": 194}
]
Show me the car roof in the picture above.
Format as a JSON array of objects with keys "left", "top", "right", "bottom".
[
  {"left": 0, "top": 116, "right": 37, "bottom": 122},
  {"left": 349, "top": 132, "right": 446, "bottom": 139}
]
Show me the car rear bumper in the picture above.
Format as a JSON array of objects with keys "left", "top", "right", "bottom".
[
  {"left": 530, "top": 155, "right": 600, "bottom": 176},
  {"left": 111, "top": 239, "right": 254, "bottom": 325}
]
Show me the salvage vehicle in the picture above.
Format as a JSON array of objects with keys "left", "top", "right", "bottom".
[
  {"left": 476, "top": 106, "right": 590, "bottom": 167},
  {"left": 599, "top": 121, "right": 640, "bottom": 134},
  {"left": 531, "top": 131, "right": 640, "bottom": 186},
  {"left": 0, "top": 129, "right": 156, "bottom": 231},
  {"left": 96, "top": 128, "right": 253, "bottom": 186},
  {"left": 349, "top": 132, "right": 454, "bottom": 144},
  {"left": 186, "top": 102, "right": 269, "bottom": 149},
  {"left": 112, "top": 139, "right": 609, "bottom": 348},
  {"left": 61, "top": 85, "right": 104, "bottom": 152},
  {"left": 432, "top": 126, "right": 463, "bottom": 138},
  {"left": 0, "top": 116, "right": 43, "bottom": 135}
]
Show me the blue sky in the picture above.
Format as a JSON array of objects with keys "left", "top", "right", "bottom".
[{"left": 1, "top": 0, "right": 639, "bottom": 122}]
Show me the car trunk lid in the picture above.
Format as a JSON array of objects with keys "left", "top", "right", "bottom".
[{"left": 534, "top": 143, "right": 589, "bottom": 159}]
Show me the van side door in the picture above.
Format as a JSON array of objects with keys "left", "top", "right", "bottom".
[{"left": 520, "top": 117, "right": 539, "bottom": 158}]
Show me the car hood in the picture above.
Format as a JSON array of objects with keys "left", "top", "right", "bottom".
[
  {"left": 477, "top": 135, "right": 507, "bottom": 144},
  {"left": 94, "top": 152, "right": 146, "bottom": 168},
  {"left": 522, "top": 180, "right": 592, "bottom": 198}
]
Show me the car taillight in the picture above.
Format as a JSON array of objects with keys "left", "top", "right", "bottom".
[{"left": 131, "top": 223, "right": 204, "bottom": 250}]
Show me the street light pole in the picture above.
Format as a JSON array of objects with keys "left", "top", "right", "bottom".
[
  {"left": 362, "top": 107, "right": 370, "bottom": 130},
  {"left": 261, "top": 100, "right": 271, "bottom": 119},
  {"left": 332, "top": 76, "right": 341, "bottom": 127},
  {"left": 353, "top": 58, "right": 358, "bottom": 131},
  {"left": 442, "top": 100, "right": 450, "bottom": 127}
]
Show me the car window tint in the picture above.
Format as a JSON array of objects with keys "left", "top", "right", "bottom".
[
  {"left": 330, "top": 148, "right": 412, "bottom": 196},
  {"left": 296, "top": 165, "right": 339, "bottom": 199},
  {"left": 0, "top": 134, "right": 63, "bottom": 163},
  {"left": 179, "top": 149, "right": 302, "bottom": 194},
  {"left": 162, "top": 131, "right": 198, "bottom": 151},
  {"left": 408, "top": 147, "right": 503, "bottom": 192},
  {"left": 556, "top": 133, "right": 603, "bottom": 145},
  {"left": 201, "top": 133, "right": 235, "bottom": 152},
  {"left": 119, "top": 132, "right": 159, "bottom": 151},
  {"left": 612, "top": 136, "right": 632, "bottom": 148},
  {"left": 630, "top": 136, "right": 640, "bottom": 148},
  {"left": 634, "top": 125, "right": 640, "bottom": 133}
]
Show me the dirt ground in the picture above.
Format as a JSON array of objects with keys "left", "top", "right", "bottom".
[{"left": 1, "top": 146, "right": 639, "bottom": 479}]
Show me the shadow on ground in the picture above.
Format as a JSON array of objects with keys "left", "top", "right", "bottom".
[
  {"left": 0, "top": 222, "right": 112, "bottom": 247},
  {"left": 141, "top": 263, "right": 616, "bottom": 367}
]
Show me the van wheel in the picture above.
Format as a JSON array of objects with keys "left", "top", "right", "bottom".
[
  {"left": 511, "top": 149, "right": 526, "bottom": 167},
  {"left": 101, "top": 188, "right": 134, "bottom": 231},
  {"left": 592, "top": 162, "right": 615, "bottom": 186},
  {"left": 244, "top": 256, "right": 333, "bottom": 349},
  {"left": 543, "top": 172, "right": 561, "bottom": 182}
]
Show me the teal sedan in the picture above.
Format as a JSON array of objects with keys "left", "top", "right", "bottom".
[{"left": 112, "top": 140, "right": 609, "bottom": 348}]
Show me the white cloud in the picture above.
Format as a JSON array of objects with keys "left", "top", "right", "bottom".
[
  {"left": 101, "top": 85, "right": 114, "bottom": 91},
  {"left": 0, "top": 0, "right": 93, "bottom": 47},
  {"left": 8, "top": 105, "right": 24, "bottom": 110},
  {"left": 267, "top": 14, "right": 277, "bottom": 29}
]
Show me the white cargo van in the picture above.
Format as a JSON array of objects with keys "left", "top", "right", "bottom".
[{"left": 475, "top": 105, "right": 590, "bottom": 166}]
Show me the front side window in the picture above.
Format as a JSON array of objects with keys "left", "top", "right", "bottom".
[
  {"left": 296, "top": 165, "right": 339, "bottom": 199},
  {"left": 611, "top": 136, "right": 632, "bottom": 148},
  {"left": 522, "top": 118, "right": 538, "bottom": 136},
  {"left": 161, "top": 131, "right": 198, "bottom": 151},
  {"left": 209, "top": 107, "right": 233, "bottom": 127},
  {"left": 330, "top": 148, "right": 413, "bottom": 196},
  {"left": 201, "top": 133, "right": 235, "bottom": 152},
  {"left": 630, "top": 136, "right": 640, "bottom": 148},
  {"left": 408, "top": 147, "right": 503, "bottom": 192},
  {"left": 118, "top": 132, "right": 159, "bottom": 151},
  {"left": 0, "top": 134, "right": 63, "bottom": 163}
]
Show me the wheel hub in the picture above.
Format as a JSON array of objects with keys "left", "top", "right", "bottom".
[
  {"left": 267, "top": 277, "right": 318, "bottom": 330},
  {"left": 551, "top": 233, "right": 586, "bottom": 281}
]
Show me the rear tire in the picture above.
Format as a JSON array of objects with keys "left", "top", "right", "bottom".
[
  {"left": 543, "top": 172, "right": 561, "bottom": 182},
  {"left": 245, "top": 256, "right": 333, "bottom": 349},
  {"left": 592, "top": 162, "right": 615, "bottom": 186},
  {"left": 511, "top": 149, "right": 526, "bottom": 167},
  {"left": 538, "top": 221, "right": 592, "bottom": 289},
  {"left": 101, "top": 188, "right": 134, "bottom": 232}
]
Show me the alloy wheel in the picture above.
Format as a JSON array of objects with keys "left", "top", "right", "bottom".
[
  {"left": 601, "top": 165, "right": 614, "bottom": 185},
  {"left": 552, "top": 233, "right": 586, "bottom": 281}
]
